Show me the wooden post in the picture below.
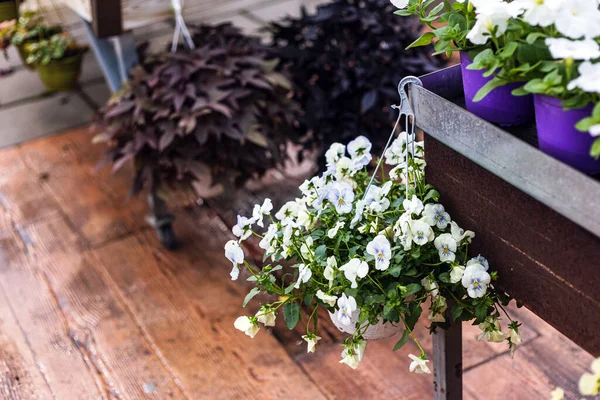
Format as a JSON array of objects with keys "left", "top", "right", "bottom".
[
  {"left": 90, "top": 0, "right": 123, "bottom": 38},
  {"left": 433, "top": 322, "right": 463, "bottom": 400}
]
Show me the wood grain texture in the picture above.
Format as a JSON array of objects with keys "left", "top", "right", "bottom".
[
  {"left": 0, "top": 285, "right": 54, "bottom": 400},
  {"left": 22, "top": 216, "right": 185, "bottom": 399},
  {"left": 0, "top": 231, "right": 105, "bottom": 399},
  {"left": 93, "top": 230, "right": 327, "bottom": 400},
  {"left": 425, "top": 135, "right": 600, "bottom": 356}
]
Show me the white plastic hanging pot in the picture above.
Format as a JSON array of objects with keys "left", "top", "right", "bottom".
[{"left": 328, "top": 311, "right": 401, "bottom": 340}]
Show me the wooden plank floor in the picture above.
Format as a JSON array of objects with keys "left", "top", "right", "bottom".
[{"left": 0, "top": 127, "right": 596, "bottom": 400}]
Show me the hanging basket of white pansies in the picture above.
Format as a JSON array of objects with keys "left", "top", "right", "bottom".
[{"left": 224, "top": 80, "right": 522, "bottom": 371}]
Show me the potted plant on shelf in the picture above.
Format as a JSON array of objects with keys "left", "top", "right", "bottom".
[
  {"left": 267, "top": 0, "right": 444, "bottom": 167},
  {"left": 0, "top": 0, "right": 18, "bottom": 24},
  {"left": 93, "top": 23, "right": 303, "bottom": 245},
  {"left": 0, "top": 11, "right": 63, "bottom": 69},
  {"left": 395, "top": 0, "right": 600, "bottom": 175},
  {"left": 26, "top": 32, "right": 87, "bottom": 91},
  {"left": 227, "top": 136, "right": 521, "bottom": 369},
  {"left": 393, "top": 0, "right": 538, "bottom": 126}
]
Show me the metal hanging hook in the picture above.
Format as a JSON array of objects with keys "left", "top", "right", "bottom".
[
  {"left": 395, "top": 76, "right": 423, "bottom": 118},
  {"left": 363, "top": 76, "right": 423, "bottom": 201}
]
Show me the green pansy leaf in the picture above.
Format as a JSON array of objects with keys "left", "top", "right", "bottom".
[
  {"left": 243, "top": 287, "right": 261, "bottom": 307},
  {"left": 452, "top": 305, "right": 464, "bottom": 321},
  {"left": 393, "top": 329, "right": 410, "bottom": 351},
  {"left": 403, "top": 283, "right": 422, "bottom": 298},
  {"left": 284, "top": 302, "right": 300, "bottom": 330}
]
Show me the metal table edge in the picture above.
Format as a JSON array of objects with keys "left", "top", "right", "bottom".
[{"left": 409, "top": 68, "right": 600, "bottom": 238}]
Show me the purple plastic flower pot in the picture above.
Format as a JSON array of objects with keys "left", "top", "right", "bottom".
[
  {"left": 534, "top": 94, "right": 600, "bottom": 175},
  {"left": 460, "top": 52, "right": 534, "bottom": 126}
]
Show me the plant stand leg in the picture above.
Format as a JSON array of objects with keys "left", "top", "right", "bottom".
[
  {"left": 81, "top": 17, "right": 138, "bottom": 93},
  {"left": 433, "top": 322, "right": 463, "bottom": 400},
  {"left": 146, "top": 191, "right": 177, "bottom": 250}
]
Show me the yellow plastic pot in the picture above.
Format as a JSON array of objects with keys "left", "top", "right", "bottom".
[
  {"left": 0, "top": 0, "right": 17, "bottom": 23},
  {"left": 36, "top": 53, "right": 83, "bottom": 92}
]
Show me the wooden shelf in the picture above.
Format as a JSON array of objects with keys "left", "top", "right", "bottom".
[{"left": 411, "top": 66, "right": 600, "bottom": 356}]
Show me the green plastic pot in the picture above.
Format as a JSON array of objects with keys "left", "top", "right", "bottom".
[
  {"left": 0, "top": 1, "right": 17, "bottom": 23},
  {"left": 36, "top": 53, "right": 83, "bottom": 92}
]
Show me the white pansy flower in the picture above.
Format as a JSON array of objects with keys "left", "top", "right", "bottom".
[
  {"left": 514, "top": 0, "right": 559, "bottom": 27},
  {"left": 259, "top": 224, "right": 278, "bottom": 253},
  {"left": 423, "top": 203, "right": 451, "bottom": 229},
  {"left": 408, "top": 354, "right": 431, "bottom": 374},
  {"left": 294, "top": 263, "right": 312, "bottom": 289},
  {"left": 350, "top": 199, "right": 366, "bottom": 228},
  {"left": 340, "top": 258, "right": 369, "bottom": 288},
  {"left": 339, "top": 340, "right": 366, "bottom": 369},
  {"left": 275, "top": 201, "right": 299, "bottom": 224},
  {"left": 334, "top": 156, "right": 355, "bottom": 179},
  {"left": 450, "top": 265, "right": 465, "bottom": 284},
  {"left": 398, "top": 230, "right": 413, "bottom": 251},
  {"left": 410, "top": 219, "right": 434, "bottom": 246},
  {"left": 327, "top": 181, "right": 355, "bottom": 214},
  {"left": 324, "top": 256, "right": 337, "bottom": 288},
  {"left": 567, "top": 61, "right": 600, "bottom": 93},
  {"left": 366, "top": 235, "right": 392, "bottom": 271},
  {"left": 451, "top": 221, "right": 475, "bottom": 244},
  {"left": 434, "top": 233, "right": 457, "bottom": 263},
  {"left": 302, "top": 334, "right": 322, "bottom": 353},
  {"left": 403, "top": 195, "right": 424, "bottom": 216},
  {"left": 336, "top": 293, "right": 357, "bottom": 326},
  {"left": 477, "top": 317, "right": 506, "bottom": 342},
  {"left": 552, "top": 0, "right": 600, "bottom": 39},
  {"left": 462, "top": 263, "right": 491, "bottom": 298},
  {"left": 327, "top": 221, "right": 345, "bottom": 238},
  {"left": 234, "top": 316, "right": 259, "bottom": 338},
  {"left": 316, "top": 290, "right": 338, "bottom": 307},
  {"left": 296, "top": 205, "right": 314, "bottom": 229},
  {"left": 389, "top": 0, "right": 408, "bottom": 9},
  {"left": 325, "top": 142, "right": 346, "bottom": 167},
  {"left": 300, "top": 237, "right": 314, "bottom": 260},
  {"left": 550, "top": 387, "right": 564, "bottom": 400},
  {"left": 507, "top": 327, "right": 522, "bottom": 357},
  {"left": 546, "top": 38, "right": 600, "bottom": 60},
  {"left": 225, "top": 240, "right": 244, "bottom": 280},
  {"left": 347, "top": 135, "right": 372, "bottom": 169},
  {"left": 232, "top": 215, "right": 254, "bottom": 241},
  {"left": 428, "top": 295, "right": 447, "bottom": 323},
  {"left": 255, "top": 306, "right": 276, "bottom": 327},
  {"left": 364, "top": 181, "right": 392, "bottom": 213},
  {"left": 252, "top": 198, "right": 273, "bottom": 227},
  {"left": 579, "top": 358, "right": 600, "bottom": 395},
  {"left": 421, "top": 276, "right": 440, "bottom": 297},
  {"left": 467, "top": 254, "right": 489, "bottom": 271},
  {"left": 394, "top": 212, "right": 412, "bottom": 237}
]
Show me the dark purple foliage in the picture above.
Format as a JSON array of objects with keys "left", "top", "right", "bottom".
[
  {"left": 94, "top": 23, "right": 302, "bottom": 196},
  {"left": 267, "top": 0, "right": 445, "bottom": 165}
]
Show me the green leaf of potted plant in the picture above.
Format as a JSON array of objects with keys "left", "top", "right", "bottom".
[{"left": 0, "top": 11, "right": 64, "bottom": 70}]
